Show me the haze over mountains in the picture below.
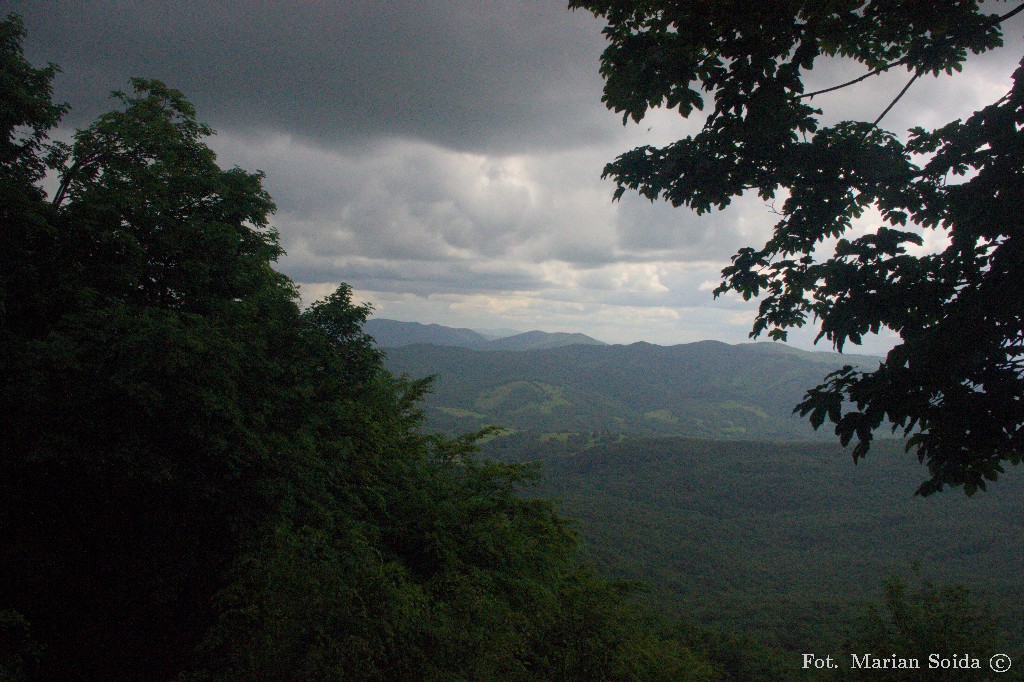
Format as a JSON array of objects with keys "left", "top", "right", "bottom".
[
  {"left": 368, "top": 319, "right": 882, "bottom": 441},
  {"left": 364, "top": 318, "right": 606, "bottom": 351}
]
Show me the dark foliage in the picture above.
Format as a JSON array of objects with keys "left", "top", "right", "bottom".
[
  {"left": 841, "top": 569, "right": 1014, "bottom": 681},
  {"left": 572, "top": 0, "right": 1024, "bottom": 495}
]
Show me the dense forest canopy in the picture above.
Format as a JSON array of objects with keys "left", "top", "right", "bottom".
[
  {"left": 572, "top": 0, "right": 1024, "bottom": 495},
  {"left": 498, "top": 435, "right": 1024, "bottom": 651}
]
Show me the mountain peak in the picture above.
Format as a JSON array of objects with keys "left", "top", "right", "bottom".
[
  {"left": 363, "top": 319, "right": 490, "bottom": 349},
  {"left": 488, "top": 330, "right": 606, "bottom": 351},
  {"left": 365, "top": 319, "right": 606, "bottom": 351}
]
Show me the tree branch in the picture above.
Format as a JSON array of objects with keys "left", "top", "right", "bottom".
[
  {"left": 996, "top": 3, "right": 1024, "bottom": 24},
  {"left": 800, "top": 57, "right": 911, "bottom": 100},
  {"left": 51, "top": 151, "right": 102, "bottom": 207},
  {"left": 799, "top": 2, "right": 1024, "bottom": 101},
  {"left": 873, "top": 69, "right": 922, "bottom": 127}
]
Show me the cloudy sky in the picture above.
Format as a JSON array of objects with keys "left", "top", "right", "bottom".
[{"left": 7, "top": 1, "right": 1022, "bottom": 351}]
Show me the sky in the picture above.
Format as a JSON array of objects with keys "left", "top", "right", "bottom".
[{"left": 7, "top": 1, "right": 1022, "bottom": 352}]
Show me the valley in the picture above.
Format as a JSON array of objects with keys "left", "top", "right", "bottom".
[
  {"left": 374, "top": 320, "right": 1024, "bottom": 657},
  {"left": 378, "top": 324, "right": 881, "bottom": 441}
]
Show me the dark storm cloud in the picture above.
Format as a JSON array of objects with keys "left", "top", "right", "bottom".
[
  {"left": 8, "top": 0, "right": 612, "bottom": 153},
  {"left": 284, "top": 257, "right": 546, "bottom": 297},
  {"left": 6, "top": 0, "right": 1020, "bottom": 347}
]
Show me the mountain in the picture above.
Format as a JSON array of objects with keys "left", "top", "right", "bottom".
[
  {"left": 739, "top": 340, "right": 883, "bottom": 367},
  {"left": 365, "top": 319, "right": 606, "bottom": 351},
  {"left": 488, "top": 330, "right": 607, "bottom": 351},
  {"left": 382, "top": 340, "right": 880, "bottom": 441},
  {"left": 472, "top": 327, "right": 522, "bottom": 340},
  {"left": 363, "top": 319, "right": 490, "bottom": 349}
]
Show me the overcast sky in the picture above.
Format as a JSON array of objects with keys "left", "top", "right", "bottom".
[{"left": 7, "top": 1, "right": 1022, "bottom": 351}]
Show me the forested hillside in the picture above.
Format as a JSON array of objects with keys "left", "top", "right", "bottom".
[
  {"left": 382, "top": 340, "right": 878, "bottom": 440},
  {"left": 488, "top": 435, "right": 1024, "bottom": 653}
]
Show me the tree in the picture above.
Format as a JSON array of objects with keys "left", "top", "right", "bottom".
[
  {"left": 572, "top": 0, "right": 1024, "bottom": 494},
  {"left": 2, "top": 32, "right": 303, "bottom": 677},
  {"left": 844, "top": 570, "right": 1008, "bottom": 682}
]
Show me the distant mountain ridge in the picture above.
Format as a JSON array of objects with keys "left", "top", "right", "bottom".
[
  {"left": 488, "top": 330, "right": 607, "bottom": 351},
  {"left": 364, "top": 319, "right": 490, "bottom": 349},
  {"left": 380, "top": 337, "right": 881, "bottom": 441},
  {"left": 739, "top": 340, "right": 883, "bottom": 368},
  {"left": 364, "top": 318, "right": 607, "bottom": 351}
]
